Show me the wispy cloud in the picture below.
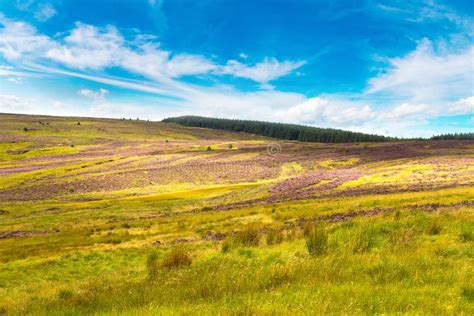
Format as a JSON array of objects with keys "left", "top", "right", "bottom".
[
  {"left": 78, "top": 88, "right": 109, "bottom": 102},
  {"left": 217, "top": 58, "right": 306, "bottom": 89},
  {"left": 367, "top": 38, "right": 473, "bottom": 103},
  {"left": 449, "top": 96, "right": 474, "bottom": 115},
  {"left": 34, "top": 3, "right": 57, "bottom": 22},
  {"left": 0, "top": 17, "right": 303, "bottom": 87}
]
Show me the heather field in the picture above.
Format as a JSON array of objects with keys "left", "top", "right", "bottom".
[{"left": 0, "top": 113, "right": 473, "bottom": 315}]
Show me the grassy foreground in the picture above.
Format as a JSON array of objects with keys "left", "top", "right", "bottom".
[{"left": 0, "top": 114, "right": 473, "bottom": 315}]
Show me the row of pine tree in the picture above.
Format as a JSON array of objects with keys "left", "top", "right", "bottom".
[{"left": 163, "top": 116, "right": 389, "bottom": 143}]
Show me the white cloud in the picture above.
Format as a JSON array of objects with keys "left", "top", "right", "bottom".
[
  {"left": 34, "top": 3, "right": 57, "bottom": 22},
  {"left": 217, "top": 57, "right": 306, "bottom": 86},
  {"left": 384, "top": 103, "right": 433, "bottom": 118},
  {"left": 450, "top": 96, "right": 474, "bottom": 114},
  {"left": 6, "top": 77, "right": 24, "bottom": 84},
  {"left": 274, "top": 97, "right": 375, "bottom": 125},
  {"left": 367, "top": 39, "right": 473, "bottom": 103},
  {"left": 0, "top": 94, "right": 35, "bottom": 113},
  {"left": 78, "top": 88, "right": 109, "bottom": 102},
  {"left": 121, "top": 44, "right": 217, "bottom": 80},
  {"left": 0, "top": 65, "right": 29, "bottom": 77},
  {"left": 15, "top": 0, "right": 34, "bottom": 11},
  {"left": 239, "top": 53, "right": 248, "bottom": 59},
  {"left": 46, "top": 23, "right": 123, "bottom": 69},
  {"left": 0, "top": 14, "right": 53, "bottom": 60},
  {"left": 375, "top": 0, "right": 474, "bottom": 34},
  {"left": 148, "top": 0, "right": 164, "bottom": 7},
  {"left": 0, "top": 18, "right": 303, "bottom": 86}
]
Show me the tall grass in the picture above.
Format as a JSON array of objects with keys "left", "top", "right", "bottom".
[
  {"left": 305, "top": 224, "right": 328, "bottom": 256},
  {"left": 7, "top": 210, "right": 473, "bottom": 315}
]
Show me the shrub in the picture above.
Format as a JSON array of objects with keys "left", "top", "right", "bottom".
[
  {"left": 266, "top": 228, "right": 284, "bottom": 245},
  {"left": 206, "top": 146, "right": 212, "bottom": 151},
  {"left": 23, "top": 127, "right": 28, "bottom": 132},
  {"left": 306, "top": 225, "right": 328, "bottom": 256},
  {"left": 228, "top": 144, "right": 233, "bottom": 149},
  {"left": 77, "top": 122, "right": 81, "bottom": 125},
  {"left": 162, "top": 247, "right": 192, "bottom": 269}
]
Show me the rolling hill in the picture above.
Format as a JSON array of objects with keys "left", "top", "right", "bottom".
[{"left": 0, "top": 113, "right": 473, "bottom": 315}]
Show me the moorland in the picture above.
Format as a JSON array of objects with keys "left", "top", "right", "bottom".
[{"left": 0, "top": 113, "right": 473, "bottom": 315}]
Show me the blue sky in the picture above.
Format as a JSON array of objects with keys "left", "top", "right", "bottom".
[{"left": 0, "top": 0, "right": 472, "bottom": 137}]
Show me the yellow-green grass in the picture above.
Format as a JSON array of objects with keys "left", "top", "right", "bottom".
[{"left": 2, "top": 207, "right": 472, "bottom": 315}]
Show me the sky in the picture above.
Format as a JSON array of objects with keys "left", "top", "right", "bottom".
[{"left": 0, "top": 0, "right": 473, "bottom": 137}]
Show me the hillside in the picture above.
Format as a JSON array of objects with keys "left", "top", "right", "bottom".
[{"left": 0, "top": 113, "right": 473, "bottom": 315}]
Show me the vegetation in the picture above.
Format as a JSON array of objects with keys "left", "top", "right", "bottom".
[
  {"left": 163, "top": 115, "right": 390, "bottom": 143},
  {"left": 0, "top": 113, "right": 473, "bottom": 315},
  {"left": 431, "top": 132, "right": 474, "bottom": 140}
]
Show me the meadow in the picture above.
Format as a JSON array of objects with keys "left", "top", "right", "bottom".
[{"left": 0, "top": 113, "right": 473, "bottom": 315}]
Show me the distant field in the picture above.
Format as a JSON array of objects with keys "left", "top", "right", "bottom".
[{"left": 0, "top": 113, "right": 473, "bottom": 315}]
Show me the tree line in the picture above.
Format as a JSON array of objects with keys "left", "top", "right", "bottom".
[
  {"left": 163, "top": 116, "right": 390, "bottom": 143},
  {"left": 431, "top": 133, "right": 474, "bottom": 140}
]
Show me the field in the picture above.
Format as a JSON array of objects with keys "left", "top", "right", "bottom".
[{"left": 0, "top": 113, "right": 473, "bottom": 315}]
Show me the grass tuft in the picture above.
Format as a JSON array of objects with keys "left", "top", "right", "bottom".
[
  {"left": 162, "top": 247, "right": 192, "bottom": 269},
  {"left": 350, "top": 225, "right": 377, "bottom": 253},
  {"left": 306, "top": 225, "right": 328, "bottom": 256}
]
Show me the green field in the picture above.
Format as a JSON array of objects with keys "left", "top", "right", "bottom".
[{"left": 0, "top": 113, "right": 473, "bottom": 315}]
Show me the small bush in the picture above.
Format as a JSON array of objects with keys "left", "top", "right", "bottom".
[
  {"left": 228, "top": 144, "right": 233, "bottom": 149},
  {"left": 23, "top": 127, "right": 28, "bottom": 132},
  {"left": 266, "top": 228, "right": 284, "bottom": 245},
  {"left": 162, "top": 247, "right": 192, "bottom": 269},
  {"left": 77, "top": 122, "right": 81, "bottom": 125},
  {"left": 206, "top": 146, "right": 212, "bottom": 151},
  {"left": 306, "top": 225, "right": 328, "bottom": 256}
]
